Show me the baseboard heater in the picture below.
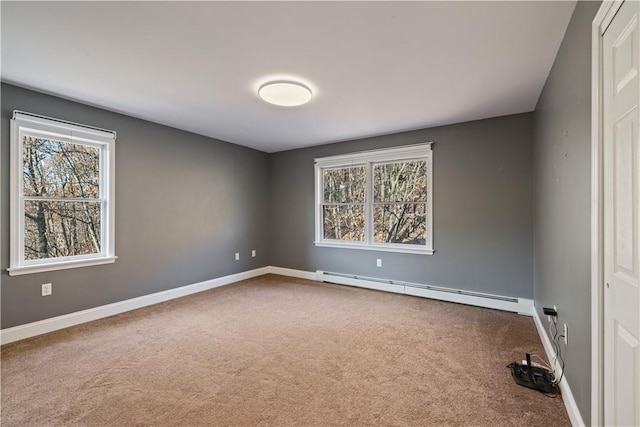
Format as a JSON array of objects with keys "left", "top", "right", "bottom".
[{"left": 315, "top": 270, "right": 531, "bottom": 315}]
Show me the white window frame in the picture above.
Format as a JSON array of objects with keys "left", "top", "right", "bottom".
[
  {"left": 314, "top": 143, "right": 433, "bottom": 255},
  {"left": 8, "top": 111, "right": 117, "bottom": 276}
]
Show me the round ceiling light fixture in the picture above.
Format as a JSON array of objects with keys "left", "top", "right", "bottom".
[{"left": 258, "top": 81, "right": 313, "bottom": 107}]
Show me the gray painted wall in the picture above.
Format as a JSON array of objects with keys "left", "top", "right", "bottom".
[
  {"left": 270, "top": 113, "right": 534, "bottom": 298},
  {"left": 1, "top": 83, "right": 270, "bottom": 328},
  {"left": 533, "top": 1, "right": 601, "bottom": 424}
]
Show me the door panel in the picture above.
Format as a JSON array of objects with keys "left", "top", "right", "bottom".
[
  {"left": 614, "top": 322, "right": 638, "bottom": 427},
  {"left": 603, "top": 0, "right": 640, "bottom": 425},
  {"left": 613, "top": 111, "right": 637, "bottom": 275}
]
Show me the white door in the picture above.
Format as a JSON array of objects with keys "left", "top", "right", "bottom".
[{"left": 603, "top": 0, "right": 640, "bottom": 425}]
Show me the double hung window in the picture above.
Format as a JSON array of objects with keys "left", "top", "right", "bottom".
[
  {"left": 315, "top": 143, "right": 433, "bottom": 254},
  {"left": 9, "top": 111, "right": 116, "bottom": 275}
]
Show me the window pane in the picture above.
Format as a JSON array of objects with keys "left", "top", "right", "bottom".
[
  {"left": 23, "top": 136, "right": 100, "bottom": 198},
  {"left": 373, "top": 161, "right": 427, "bottom": 203},
  {"left": 24, "top": 201, "right": 101, "bottom": 260},
  {"left": 323, "top": 205, "right": 365, "bottom": 241},
  {"left": 323, "top": 166, "right": 365, "bottom": 203},
  {"left": 374, "top": 203, "right": 426, "bottom": 244}
]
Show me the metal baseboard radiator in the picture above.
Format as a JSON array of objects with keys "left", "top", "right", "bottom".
[{"left": 315, "top": 270, "right": 531, "bottom": 315}]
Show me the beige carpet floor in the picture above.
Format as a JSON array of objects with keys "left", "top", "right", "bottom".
[{"left": 1, "top": 274, "right": 569, "bottom": 426}]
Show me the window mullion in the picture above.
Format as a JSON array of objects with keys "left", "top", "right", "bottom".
[{"left": 365, "top": 162, "right": 373, "bottom": 245}]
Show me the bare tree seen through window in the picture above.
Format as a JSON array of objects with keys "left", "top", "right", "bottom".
[
  {"left": 373, "top": 161, "right": 427, "bottom": 244},
  {"left": 322, "top": 166, "right": 365, "bottom": 241},
  {"left": 321, "top": 160, "right": 427, "bottom": 245},
  {"left": 22, "top": 136, "right": 101, "bottom": 260}
]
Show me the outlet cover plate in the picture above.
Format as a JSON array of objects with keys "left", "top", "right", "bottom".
[{"left": 41, "top": 283, "right": 52, "bottom": 296}]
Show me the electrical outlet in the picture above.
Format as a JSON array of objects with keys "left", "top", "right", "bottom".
[
  {"left": 251, "top": 250, "right": 256, "bottom": 258},
  {"left": 376, "top": 259, "right": 382, "bottom": 267},
  {"left": 235, "top": 253, "right": 239, "bottom": 261},
  {"left": 564, "top": 323, "right": 568, "bottom": 345},
  {"left": 41, "top": 283, "right": 52, "bottom": 296}
]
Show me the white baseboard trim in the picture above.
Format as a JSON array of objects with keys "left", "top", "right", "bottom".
[
  {"left": 532, "top": 311, "right": 584, "bottom": 426},
  {"left": 405, "top": 286, "right": 534, "bottom": 315},
  {"left": 0, "top": 265, "right": 535, "bottom": 346},
  {"left": 0, "top": 266, "right": 270, "bottom": 345},
  {"left": 280, "top": 268, "right": 535, "bottom": 315},
  {"left": 267, "top": 266, "right": 317, "bottom": 281},
  {"left": 316, "top": 271, "right": 406, "bottom": 295}
]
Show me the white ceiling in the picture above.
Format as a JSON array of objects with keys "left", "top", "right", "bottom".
[{"left": 1, "top": 1, "right": 576, "bottom": 153}]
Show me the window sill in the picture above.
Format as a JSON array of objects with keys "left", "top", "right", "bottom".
[
  {"left": 314, "top": 241, "right": 434, "bottom": 255},
  {"left": 7, "top": 256, "right": 118, "bottom": 276}
]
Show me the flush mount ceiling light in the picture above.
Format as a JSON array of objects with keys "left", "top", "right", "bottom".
[{"left": 258, "top": 81, "right": 313, "bottom": 107}]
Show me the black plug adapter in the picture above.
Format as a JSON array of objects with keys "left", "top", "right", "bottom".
[{"left": 543, "top": 307, "right": 557, "bottom": 316}]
